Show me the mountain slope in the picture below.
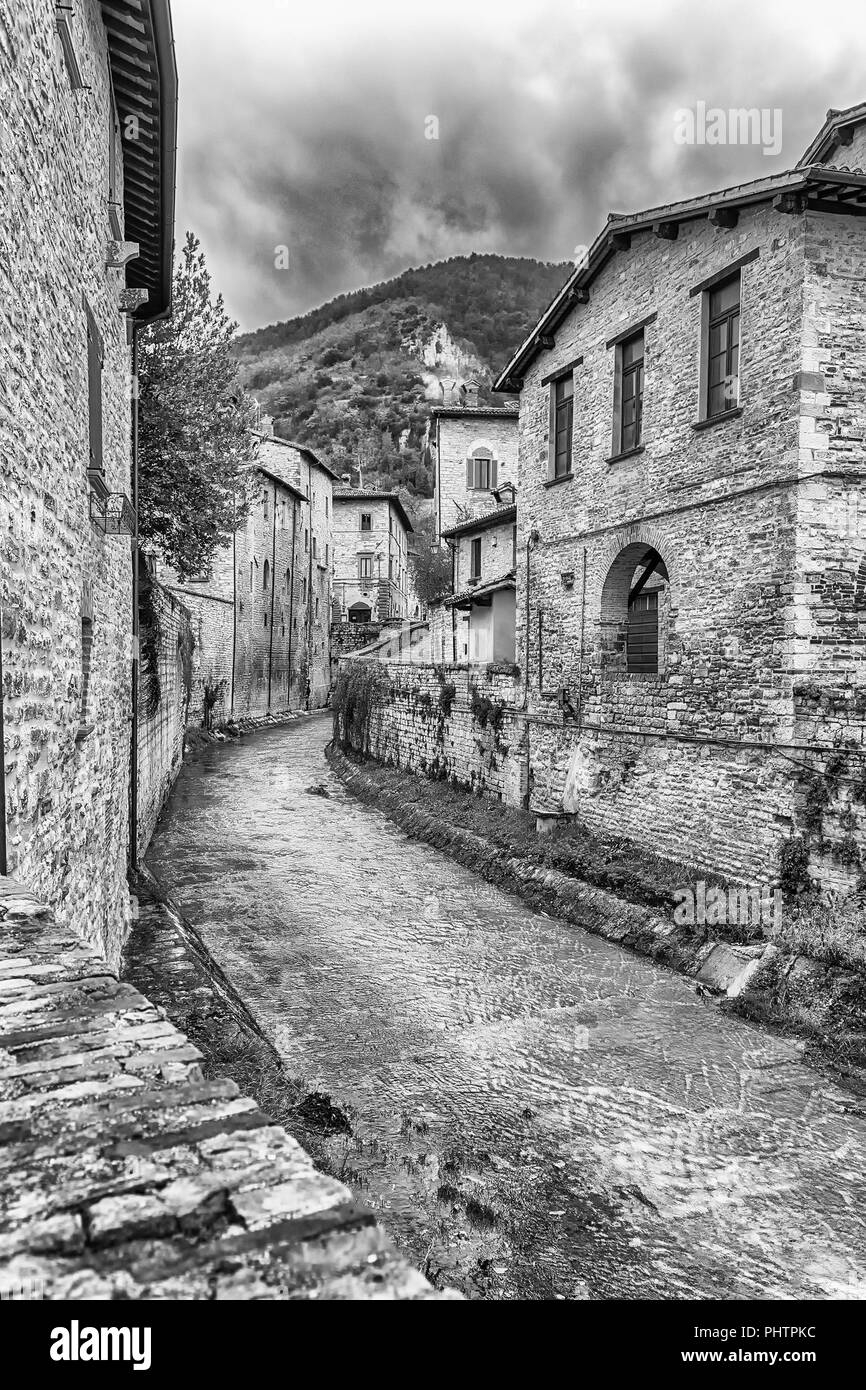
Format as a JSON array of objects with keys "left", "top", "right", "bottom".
[{"left": 233, "top": 254, "right": 570, "bottom": 498}]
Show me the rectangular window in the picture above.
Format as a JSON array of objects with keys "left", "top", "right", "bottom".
[
  {"left": 312, "top": 535, "right": 317, "bottom": 558},
  {"left": 706, "top": 274, "right": 740, "bottom": 418},
  {"left": 304, "top": 528, "right": 309, "bottom": 550},
  {"left": 470, "top": 537, "right": 482, "bottom": 581},
  {"left": 84, "top": 299, "right": 103, "bottom": 477},
  {"left": 466, "top": 455, "right": 497, "bottom": 491},
  {"left": 360, "top": 512, "right": 372, "bottom": 531},
  {"left": 359, "top": 555, "right": 374, "bottom": 579},
  {"left": 618, "top": 331, "right": 644, "bottom": 453},
  {"left": 80, "top": 617, "right": 93, "bottom": 725},
  {"left": 551, "top": 374, "right": 573, "bottom": 478},
  {"left": 108, "top": 86, "right": 122, "bottom": 237}
]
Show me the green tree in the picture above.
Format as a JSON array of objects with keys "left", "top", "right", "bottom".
[{"left": 138, "top": 232, "right": 255, "bottom": 579}]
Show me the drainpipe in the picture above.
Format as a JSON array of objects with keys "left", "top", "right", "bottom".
[
  {"left": 306, "top": 482, "right": 313, "bottom": 711},
  {"left": 129, "top": 324, "right": 141, "bottom": 874},
  {"left": 0, "top": 611, "right": 7, "bottom": 876},
  {"left": 576, "top": 547, "right": 587, "bottom": 731},
  {"left": 286, "top": 499, "right": 297, "bottom": 706},
  {"left": 522, "top": 528, "right": 540, "bottom": 808},
  {"left": 266, "top": 479, "right": 277, "bottom": 711},
  {"left": 230, "top": 493, "right": 237, "bottom": 716}
]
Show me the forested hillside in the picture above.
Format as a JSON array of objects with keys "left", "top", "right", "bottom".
[{"left": 233, "top": 254, "right": 570, "bottom": 498}]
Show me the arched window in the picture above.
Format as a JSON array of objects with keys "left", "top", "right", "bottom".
[
  {"left": 599, "top": 544, "right": 669, "bottom": 674},
  {"left": 263, "top": 558, "right": 270, "bottom": 590}
]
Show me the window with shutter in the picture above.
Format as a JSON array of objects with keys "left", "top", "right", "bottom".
[
  {"left": 84, "top": 298, "right": 103, "bottom": 479},
  {"left": 80, "top": 617, "right": 94, "bottom": 724},
  {"left": 467, "top": 452, "right": 493, "bottom": 489}
]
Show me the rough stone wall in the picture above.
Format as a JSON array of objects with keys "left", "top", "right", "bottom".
[
  {"left": 339, "top": 661, "right": 526, "bottom": 804},
  {"left": 434, "top": 411, "right": 519, "bottom": 538},
  {"left": 136, "top": 580, "right": 193, "bottom": 858},
  {"left": 162, "top": 545, "right": 235, "bottom": 729},
  {"left": 511, "top": 205, "right": 806, "bottom": 884},
  {"left": 787, "top": 208, "right": 866, "bottom": 888},
  {"left": 509, "top": 198, "right": 866, "bottom": 889},
  {"left": 0, "top": 0, "right": 135, "bottom": 965},
  {"left": 252, "top": 441, "right": 333, "bottom": 709},
  {"left": 332, "top": 497, "right": 409, "bottom": 621},
  {"left": 452, "top": 517, "right": 516, "bottom": 592},
  {"left": 821, "top": 126, "right": 866, "bottom": 171},
  {"left": 232, "top": 472, "right": 305, "bottom": 717}
]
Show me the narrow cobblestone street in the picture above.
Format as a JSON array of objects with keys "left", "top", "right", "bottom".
[{"left": 143, "top": 715, "right": 866, "bottom": 1301}]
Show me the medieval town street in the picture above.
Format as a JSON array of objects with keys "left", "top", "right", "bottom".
[{"left": 142, "top": 717, "right": 866, "bottom": 1302}]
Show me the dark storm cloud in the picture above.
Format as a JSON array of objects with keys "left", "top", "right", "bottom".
[{"left": 172, "top": 0, "right": 866, "bottom": 331}]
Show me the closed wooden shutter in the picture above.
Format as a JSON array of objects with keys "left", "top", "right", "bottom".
[
  {"left": 491, "top": 459, "right": 498, "bottom": 490},
  {"left": 627, "top": 591, "right": 658, "bottom": 673},
  {"left": 466, "top": 457, "right": 474, "bottom": 489},
  {"left": 84, "top": 300, "right": 103, "bottom": 474}
]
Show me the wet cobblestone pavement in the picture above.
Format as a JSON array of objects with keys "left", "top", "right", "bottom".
[{"left": 144, "top": 714, "right": 866, "bottom": 1300}]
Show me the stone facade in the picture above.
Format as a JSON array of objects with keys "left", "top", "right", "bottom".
[
  {"left": 332, "top": 491, "right": 412, "bottom": 622},
  {"left": 441, "top": 505, "right": 517, "bottom": 664},
  {"left": 160, "top": 435, "right": 335, "bottom": 718},
  {"left": 432, "top": 406, "right": 519, "bottom": 540},
  {"left": 492, "top": 128, "right": 866, "bottom": 890},
  {"left": 136, "top": 576, "right": 193, "bottom": 856},
  {"left": 337, "top": 662, "right": 526, "bottom": 805},
  {"left": 358, "top": 104, "right": 866, "bottom": 895},
  {"left": 0, "top": 0, "right": 175, "bottom": 966}
]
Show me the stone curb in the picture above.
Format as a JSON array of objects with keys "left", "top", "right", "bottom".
[{"left": 327, "top": 744, "right": 866, "bottom": 1077}]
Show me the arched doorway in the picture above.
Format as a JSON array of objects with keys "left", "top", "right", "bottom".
[
  {"left": 348, "top": 601, "right": 372, "bottom": 624},
  {"left": 599, "top": 543, "right": 669, "bottom": 673}
]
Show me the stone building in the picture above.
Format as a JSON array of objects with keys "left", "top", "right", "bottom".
[
  {"left": 164, "top": 433, "right": 336, "bottom": 715},
  {"left": 331, "top": 490, "right": 413, "bottom": 622},
  {"left": 0, "top": 0, "right": 176, "bottom": 962},
  {"left": 440, "top": 504, "right": 518, "bottom": 664},
  {"left": 490, "top": 101, "right": 866, "bottom": 888},
  {"left": 431, "top": 405, "right": 518, "bottom": 541}
]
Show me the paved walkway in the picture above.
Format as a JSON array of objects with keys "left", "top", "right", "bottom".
[{"left": 0, "top": 876, "right": 448, "bottom": 1299}]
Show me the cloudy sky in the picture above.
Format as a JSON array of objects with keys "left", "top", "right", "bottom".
[{"left": 172, "top": 0, "right": 866, "bottom": 332}]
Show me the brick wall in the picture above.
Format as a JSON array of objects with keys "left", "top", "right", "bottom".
[{"left": 0, "top": 0, "right": 137, "bottom": 966}]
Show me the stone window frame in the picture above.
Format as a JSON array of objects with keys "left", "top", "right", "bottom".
[
  {"left": 606, "top": 313, "right": 656, "bottom": 462},
  {"left": 691, "top": 248, "right": 759, "bottom": 428},
  {"left": 470, "top": 537, "right": 482, "bottom": 582},
  {"left": 83, "top": 296, "right": 105, "bottom": 489},
  {"left": 360, "top": 512, "right": 373, "bottom": 531},
  {"left": 542, "top": 356, "right": 582, "bottom": 485},
  {"left": 76, "top": 581, "right": 95, "bottom": 742},
  {"left": 466, "top": 448, "right": 497, "bottom": 492},
  {"left": 358, "top": 553, "right": 375, "bottom": 581}
]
